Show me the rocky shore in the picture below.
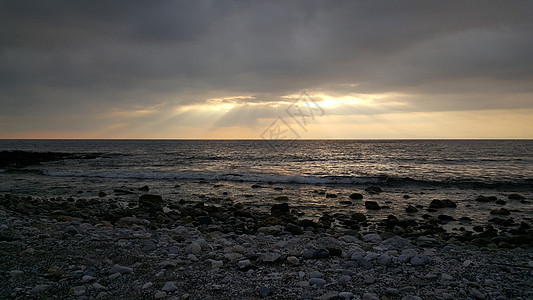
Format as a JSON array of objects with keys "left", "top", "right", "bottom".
[{"left": 1, "top": 187, "right": 533, "bottom": 300}]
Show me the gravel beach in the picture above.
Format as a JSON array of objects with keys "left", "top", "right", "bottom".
[{"left": 1, "top": 188, "right": 532, "bottom": 300}]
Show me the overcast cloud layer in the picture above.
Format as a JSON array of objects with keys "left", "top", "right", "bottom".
[{"left": 1, "top": 1, "right": 532, "bottom": 137}]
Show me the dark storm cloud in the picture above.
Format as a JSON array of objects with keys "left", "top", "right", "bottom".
[{"left": 1, "top": 0, "right": 532, "bottom": 126}]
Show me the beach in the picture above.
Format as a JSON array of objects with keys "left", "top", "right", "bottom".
[
  {"left": 0, "top": 141, "right": 532, "bottom": 299},
  {"left": 1, "top": 188, "right": 532, "bottom": 300}
]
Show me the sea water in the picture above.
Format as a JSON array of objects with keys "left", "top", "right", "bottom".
[{"left": 1, "top": 139, "right": 532, "bottom": 226}]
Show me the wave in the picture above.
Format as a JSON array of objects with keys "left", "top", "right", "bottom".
[
  {"left": 42, "top": 170, "right": 533, "bottom": 188},
  {"left": 44, "top": 170, "right": 388, "bottom": 184}
]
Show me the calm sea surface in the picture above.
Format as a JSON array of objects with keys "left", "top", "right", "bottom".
[{"left": 1, "top": 139, "right": 532, "bottom": 225}]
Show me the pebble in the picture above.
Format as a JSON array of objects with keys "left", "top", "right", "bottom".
[
  {"left": 81, "top": 275, "right": 95, "bottom": 282},
  {"left": 336, "top": 275, "right": 350, "bottom": 286},
  {"left": 308, "top": 278, "right": 327, "bottom": 287},
  {"left": 308, "top": 271, "right": 324, "bottom": 278},
  {"left": 362, "top": 293, "right": 379, "bottom": 300},
  {"left": 92, "top": 283, "right": 106, "bottom": 290},
  {"left": 484, "top": 279, "right": 497, "bottom": 286},
  {"left": 316, "top": 291, "right": 339, "bottom": 300},
  {"left": 364, "top": 275, "right": 375, "bottom": 284},
  {"left": 109, "top": 264, "right": 133, "bottom": 274},
  {"left": 258, "top": 287, "right": 274, "bottom": 298},
  {"left": 381, "top": 236, "right": 413, "bottom": 248},
  {"left": 142, "top": 282, "right": 153, "bottom": 289},
  {"left": 260, "top": 252, "right": 281, "bottom": 262},
  {"left": 9, "top": 270, "right": 24, "bottom": 276},
  {"left": 386, "top": 288, "right": 399, "bottom": 296},
  {"left": 312, "top": 249, "right": 330, "bottom": 259},
  {"left": 142, "top": 240, "right": 157, "bottom": 252},
  {"left": 238, "top": 260, "right": 251, "bottom": 269},
  {"left": 441, "top": 273, "right": 453, "bottom": 280},
  {"left": 339, "top": 235, "right": 357, "bottom": 243},
  {"left": 30, "top": 284, "right": 50, "bottom": 293},
  {"left": 108, "top": 272, "right": 122, "bottom": 280},
  {"left": 186, "top": 242, "right": 201, "bottom": 254},
  {"left": 410, "top": 254, "right": 430, "bottom": 266},
  {"left": 233, "top": 245, "right": 246, "bottom": 253},
  {"left": 168, "top": 246, "right": 180, "bottom": 254},
  {"left": 402, "top": 296, "right": 422, "bottom": 300},
  {"left": 287, "top": 256, "right": 299, "bottom": 264},
  {"left": 211, "top": 260, "right": 223, "bottom": 268},
  {"left": 442, "top": 292, "right": 454, "bottom": 300},
  {"left": 72, "top": 286, "right": 86, "bottom": 296},
  {"left": 154, "top": 291, "right": 167, "bottom": 299},
  {"left": 95, "top": 291, "right": 108, "bottom": 299},
  {"left": 338, "top": 292, "right": 354, "bottom": 299},
  {"left": 352, "top": 257, "right": 373, "bottom": 269},
  {"left": 162, "top": 282, "right": 178, "bottom": 292},
  {"left": 470, "top": 288, "right": 486, "bottom": 299},
  {"left": 378, "top": 254, "right": 392, "bottom": 266},
  {"left": 362, "top": 233, "right": 382, "bottom": 243}
]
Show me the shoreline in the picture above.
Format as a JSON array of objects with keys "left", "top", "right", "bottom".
[{"left": 1, "top": 190, "right": 532, "bottom": 299}]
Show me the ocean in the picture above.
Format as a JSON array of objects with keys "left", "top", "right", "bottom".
[{"left": 1, "top": 139, "right": 532, "bottom": 227}]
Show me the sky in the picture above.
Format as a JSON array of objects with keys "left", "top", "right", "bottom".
[{"left": 1, "top": 0, "right": 532, "bottom": 139}]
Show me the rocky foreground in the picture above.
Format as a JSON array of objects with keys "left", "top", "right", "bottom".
[{"left": 1, "top": 191, "right": 533, "bottom": 300}]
